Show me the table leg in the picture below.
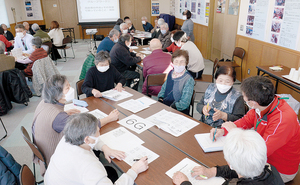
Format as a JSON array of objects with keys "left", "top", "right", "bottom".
[{"left": 257, "top": 69, "right": 260, "bottom": 76}]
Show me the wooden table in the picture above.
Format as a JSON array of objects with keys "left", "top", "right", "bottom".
[
  {"left": 132, "top": 31, "right": 152, "bottom": 45},
  {"left": 257, "top": 65, "right": 300, "bottom": 94}
]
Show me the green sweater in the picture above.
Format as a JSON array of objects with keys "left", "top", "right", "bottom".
[
  {"left": 79, "top": 53, "right": 95, "bottom": 80},
  {"left": 33, "top": 30, "right": 51, "bottom": 43}
]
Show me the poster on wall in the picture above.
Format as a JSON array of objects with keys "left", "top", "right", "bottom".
[
  {"left": 216, "top": 0, "right": 226, "bottom": 13},
  {"left": 24, "top": 0, "right": 43, "bottom": 20},
  {"left": 228, "top": 0, "right": 239, "bottom": 15},
  {"left": 152, "top": 3, "right": 160, "bottom": 15}
]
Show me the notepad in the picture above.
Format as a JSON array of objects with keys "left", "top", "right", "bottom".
[
  {"left": 101, "top": 89, "right": 133, "bottom": 101},
  {"left": 194, "top": 133, "right": 226, "bottom": 153}
]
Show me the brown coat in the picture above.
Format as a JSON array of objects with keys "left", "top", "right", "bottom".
[{"left": 0, "top": 54, "right": 15, "bottom": 72}]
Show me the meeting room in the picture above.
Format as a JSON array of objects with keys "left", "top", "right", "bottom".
[{"left": 1, "top": 0, "right": 300, "bottom": 184}]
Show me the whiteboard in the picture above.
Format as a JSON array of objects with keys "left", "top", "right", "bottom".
[{"left": 237, "top": 0, "right": 300, "bottom": 51}]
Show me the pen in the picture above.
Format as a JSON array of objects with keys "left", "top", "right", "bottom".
[
  {"left": 133, "top": 158, "right": 148, "bottom": 161},
  {"left": 205, "top": 103, "right": 209, "bottom": 119},
  {"left": 213, "top": 127, "right": 217, "bottom": 142},
  {"left": 191, "top": 170, "right": 208, "bottom": 179}
]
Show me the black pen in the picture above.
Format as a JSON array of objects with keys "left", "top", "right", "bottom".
[{"left": 133, "top": 158, "right": 148, "bottom": 161}]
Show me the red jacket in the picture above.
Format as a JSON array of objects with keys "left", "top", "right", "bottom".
[
  {"left": 166, "top": 42, "right": 180, "bottom": 53},
  {"left": 0, "top": 35, "right": 12, "bottom": 51},
  {"left": 234, "top": 96, "right": 300, "bottom": 175}
]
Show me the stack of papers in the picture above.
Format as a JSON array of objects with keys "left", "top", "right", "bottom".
[
  {"left": 102, "top": 89, "right": 133, "bottom": 101},
  {"left": 11, "top": 48, "right": 27, "bottom": 60},
  {"left": 194, "top": 133, "right": 226, "bottom": 153},
  {"left": 117, "top": 97, "right": 156, "bottom": 113},
  {"left": 64, "top": 103, "right": 89, "bottom": 113},
  {"left": 140, "top": 50, "right": 152, "bottom": 54},
  {"left": 146, "top": 109, "right": 199, "bottom": 137},
  {"left": 99, "top": 127, "right": 159, "bottom": 166},
  {"left": 166, "top": 158, "right": 225, "bottom": 185},
  {"left": 88, "top": 109, "right": 108, "bottom": 119},
  {"left": 118, "top": 114, "right": 154, "bottom": 134}
]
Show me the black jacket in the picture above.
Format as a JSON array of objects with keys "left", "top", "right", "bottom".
[
  {"left": 181, "top": 165, "right": 284, "bottom": 185},
  {"left": 110, "top": 42, "right": 141, "bottom": 73}
]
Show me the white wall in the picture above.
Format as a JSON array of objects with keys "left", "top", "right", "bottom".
[
  {"left": 159, "top": 0, "right": 171, "bottom": 14},
  {"left": 4, "top": 0, "right": 26, "bottom": 24}
]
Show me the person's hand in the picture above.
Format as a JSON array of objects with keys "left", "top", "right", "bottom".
[
  {"left": 222, "top": 121, "right": 237, "bottom": 132},
  {"left": 114, "top": 83, "right": 124, "bottom": 92},
  {"left": 209, "top": 128, "right": 224, "bottom": 142},
  {"left": 65, "top": 108, "right": 80, "bottom": 115},
  {"left": 22, "top": 53, "right": 30, "bottom": 57},
  {"left": 10, "top": 40, "right": 14, "bottom": 45},
  {"left": 202, "top": 105, "right": 211, "bottom": 116},
  {"left": 101, "top": 145, "right": 126, "bottom": 163},
  {"left": 191, "top": 166, "right": 217, "bottom": 180},
  {"left": 129, "top": 48, "right": 134, "bottom": 52},
  {"left": 212, "top": 108, "right": 227, "bottom": 121},
  {"left": 107, "top": 109, "right": 119, "bottom": 122},
  {"left": 131, "top": 156, "right": 149, "bottom": 174},
  {"left": 172, "top": 171, "right": 189, "bottom": 185},
  {"left": 92, "top": 89, "right": 102, "bottom": 98},
  {"left": 131, "top": 30, "right": 135, "bottom": 33}
]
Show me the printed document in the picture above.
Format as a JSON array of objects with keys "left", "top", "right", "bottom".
[
  {"left": 123, "top": 145, "right": 159, "bottom": 166},
  {"left": 194, "top": 133, "right": 226, "bottom": 153},
  {"left": 118, "top": 99, "right": 149, "bottom": 113},
  {"left": 88, "top": 109, "right": 108, "bottom": 119},
  {"left": 118, "top": 114, "right": 154, "bottom": 134},
  {"left": 102, "top": 89, "right": 133, "bottom": 101}
]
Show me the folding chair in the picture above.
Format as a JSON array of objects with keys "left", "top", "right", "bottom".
[
  {"left": 19, "top": 164, "right": 35, "bottom": 185},
  {"left": 146, "top": 73, "right": 168, "bottom": 96},
  {"left": 0, "top": 118, "right": 7, "bottom": 141},
  {"left": 76, "top": 79, "right": 84, "bottom": 99},
  {"left": 56, "top": 37, "right": 75, "bottom": 62}
]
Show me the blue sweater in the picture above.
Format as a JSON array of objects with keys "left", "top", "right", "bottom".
[
  {"left": 143, "top": 22, "right": 154, "bottom": 32},
  {"left": 97, "top": 37, "right": 115, "bottom": 53}
]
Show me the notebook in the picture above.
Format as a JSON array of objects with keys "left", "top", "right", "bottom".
[{"left": 194, "top": 133, "right": 226, "bottom": 153}]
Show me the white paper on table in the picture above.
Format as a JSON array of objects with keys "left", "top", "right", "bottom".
[
  {"left": 11, "top": 48, "right": 27, "bottom": 60},
  {"left": 88, "top": 109, "right": 108, "bottom": 119},
  {"left": 123, "top": 145, "right": 159, "bottom": 166},
  {"left": 132, "top": 50, "right": 137, "bottom": 53},
  {"left": 194, "top": 133, "right": 226, "bottom": 153},
  {"left": 129, "top": 46, "right": 139, "bottom": 49},
  {"left": 140, "top": 50, "right": 152, "bottom": 54},
  {"left": 99, "top": 127, "right": 144, "bottom": 152},
  {"left": 146, "top": 109, "right": 199, "bottom": 137},
  {"left": 142, "top": 47, "right": 150, "bottom": 51},
  {"left": 166, "top": 158, "right": 225, "bottom": 185},
  {"left": 117, "top": 99, "right": 149, "bottom": 113},
  {"left": 118, "top": 114, "right": 154, "bottom": 134},
  {"left": 64, "top": 103, "right": 89, "bottom": 113},
  {"left": 136, "top": 97, "right": 157, "bottom": 106},
  {"left": 102, "top": 89, "right": 133, "bottom": 101}
]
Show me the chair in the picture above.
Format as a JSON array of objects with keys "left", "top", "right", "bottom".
[
  {"left": 76, "top": 79, "right": 84, "bottom": 99},
  {"left": 195, "top": 58, "right": 220, "bottom": 83},
  {"left": 19, "top": 164, "right": 35, "bottom": 185},
  {"left": 21, "top": 126, "right": 46, "bottom": 184},
  {"left": 41, "top": 41, "right": 55, "bottom": 65},
  {"left": 146, "top": 73, "right": 168, "bottom": 96},
  {"left": 0, "top": 118, "right": 7, "bottom": 141},
  {"left": 217, "top": 47, "right": 246, "bottom": 81},
  {"left": 56, "top": 37, "right": 75, "bottom": 62},
  {"left": 190, "top": 90, "right": 196, "bottom": 117}
]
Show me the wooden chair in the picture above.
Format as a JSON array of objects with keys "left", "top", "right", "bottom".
[
  {"left": 19, "top": 164, "right": 35, "bottom": 185},
  {"left": 195, "top": 58, "right": 220, "bottom": 83},
  {"left": 0, "top": 118, "right": 7, "bottom": 141},
  {"left": 190, "top": 90, "right": 196, "bottom": 117},
  {"left": 146, "top": 73, "right": 168, "bottom": 96},
  {"left": 217, "top": 47, "right": 246, "bottom": 81},
  {"left": 76, "top": 79, "right": 84, "bottom": 99},
  {"left": 56, "top": 37, "right": 75, "bottom": 62},
  {"left": 20, "top": 126, "right": 46, "bottom": 184}
]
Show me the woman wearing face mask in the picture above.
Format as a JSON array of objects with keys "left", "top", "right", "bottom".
[
  {"left": 165, "top": 30, "right": 181, "bottom": 53},
  {"left": 158, "top": 50, "right": 195, "bottom": 115},
  {"left": 32, "top": 74, "right": 120, "bottom": 176},
  {"left": 196, "top": 66, "right": 245, "bottom": 127},
  {"left": 181, "top": 10, "right": 195, "bottom": 42},
  {"left": 173, "top": 31, "right": 204, "bottom": 79},
  {"left": 82, "top": 51, "right": 126, "bottom": 98},
  {"left": 45, "top": 113, "right": 149, "bottom": 185}
]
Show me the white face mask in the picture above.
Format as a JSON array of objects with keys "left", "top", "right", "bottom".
[
  {"left": 174, "top": 65, "right": 185, "bottom": 73},
  {"left": 97, "top": 65, "right": 109, "bottom": 72},
  {"left": 246, "top": 101, "right": 253, "bottom": 109},
  {"left": 176, "top": 41, "right": 182, "bottom": 47},
  {"left": 16, "top": 32, "right": 24, "bottom": 38},
  {"left": 216, "top": 83, "right": 232, "bottom": 94},
  {"left": 255, "top": 108, "right": 261, "bottom": 117},
  {"left": 122, "top": 30, "right": 128, "bottom": 34},
  {"left": 161, "top": 30, "right": 167, "bottom": 35},
  {"left": 183, "top": 15, "right": 187, "bottom": 20},
  {"left": 64, "top": 87, "right": 75, "bottom": 102},
  {"left": 171, "top": 37, "right": 174, "bottom": 43},
  {"left": 126, "top": 42, "right": 131, "bottom": 48},
  {"left": 4, "top": 30, "right": 7, "bottom": 34},
  {"left": 113, "top": 38, "right": 118, "bottom": 43},
  {"left": 86, "top": 135, "right": 100, "bottom": 149},
  {"left": 129, "top": 26, "right": 132, "bottom": 29},
  {"left": 142, "top": 21, "right": 146, "bottom": 25}
]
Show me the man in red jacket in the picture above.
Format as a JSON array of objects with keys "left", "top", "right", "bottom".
[{"left": 211, "top": 76, "right": 300, "bottom": 183}]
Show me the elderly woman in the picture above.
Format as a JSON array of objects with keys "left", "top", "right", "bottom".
[
  {"left": 32, "top": 74, "right": 119, "bottom": 175},
  {"left": 172, "top": 129, "right": 284, "bottom": 185},
  {"left": 1, "top": 24, "right": 14, "bottom": 41},
  {"left": 181, "top": 10, "right": 195, "bottom": 42},
  {"left": 48, "top": 21, "right": 64, "bottom": 60},
  {"left": 158, "top": 50, "right": 194, "bottom": 115},
  {"left": 82, "top": 51, "right": 126, "bottom": 98},
  {"left": 0, "top": 27, "right": 12, "bottom": 52},
  {"left": 45, "top": 113, "right": 149, "bottom": 184},
  {"left": 196, "top": 66, "right": 245, "bottom": 127},
  {"left": 114, "top": 18, "right": 124, "bottom": 32},
  {"left": 173, "top": 31, "right": 204, "bottom": 79},
  {"left": 125, "top": 19, "right": 135, "bottom": 33}
]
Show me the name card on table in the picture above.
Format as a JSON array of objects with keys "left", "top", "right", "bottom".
[{"left": 118, "top": 114, "right": 154, "bottom": 134}]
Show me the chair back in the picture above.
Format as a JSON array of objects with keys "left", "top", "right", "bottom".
[
  {"left": 42, "top": 42, "right": 53, "bottom": 55},
  {"left": 20, "top": 126, "right": 47, "bottom": 169},
  {"left": 209, "top": 58, "right": 220, "bottom": 82},
  {"left": 62, "top": 37, "right": 72, "bottom": 45},
  {"left": 76, "top": 79, "right": 84, "bottom": 99},
  {"left": 146, "top": 73, "right": 168, "bottom": 95},
  {"left": 19, "top": 164, "right": 35, "bottom": 185},
  {"left": 190, "top": 90, "right": 196, "bottom": 117},
  {"left": 232, "top": 47, "right": 245, "bottom": 60}
]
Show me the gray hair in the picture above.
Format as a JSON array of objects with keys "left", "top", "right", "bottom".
[
  {"left": 31, "top": 23, "right": 40, "bottom": 31},
  {"left": 23, "top": 22, "right": 29, "bottom": 26},
  {"left": 15, "top": 24, "right": 25, "bottom": 30},
  {"left": 142, "top": 16, "right": 148, "bottom": 20},
  {"left": 161, "top": 22, "right": 169, "bottom": 29},
  {"left": 158, "top": 18, "right": 165, "bottom": 26},
  {"left": 32, "top": 37, "right": 42, "bottom": 48},
  {"left": 94, "top": 51, "right": 111, "bottom": 65},
  {"left": 0, "top": 41, "right": 5, "bottom": 54},
  {"left": 224, "top": 128, "right": 267, "bottom": 178},
  {"left": 120, "top": 23, "right": 128, "bottom": 31},
  {"left": 108, "top": 29, "right": 120, "bottom": 38},
  {"left": 42, "top": 74, "right": 67, "bottom": 104},
  {"left": 64, "top": 113, "right": 98, "bottom": 146},
  {"left": 119, "top": 34, "right": 131, "bottom": 43}
]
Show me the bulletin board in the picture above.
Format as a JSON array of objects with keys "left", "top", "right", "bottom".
[{"left": 237, "top": 0, "right": 300, "bottom": 51}]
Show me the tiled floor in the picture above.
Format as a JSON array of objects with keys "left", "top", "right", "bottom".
[{"left": 0, "top": 39, "right": 241, "bottom": 182}]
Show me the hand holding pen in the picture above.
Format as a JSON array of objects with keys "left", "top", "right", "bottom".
[
  {"left": 202, "top": 103, "right": 211, "bottom": 119},
  {"left": 210, "top": 128, "right": 225, "bottom": 142},
  {"left": 191, "top": 166, "right": 217, "bottom": 180},
  {"left": 131, "top": 156, "right": 149, "bottom": 174}
]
